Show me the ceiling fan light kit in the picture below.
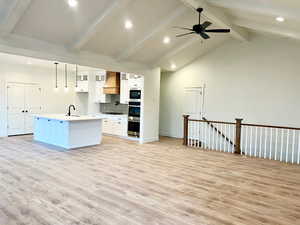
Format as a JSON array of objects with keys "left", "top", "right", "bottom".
[{"left": 174, "top": 8, "right": 230, "bottom": 40}]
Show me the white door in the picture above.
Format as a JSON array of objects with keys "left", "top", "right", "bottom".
[
  {"left": 24, "top": 85, "right": 42, "bottom": 133},
  {"left": 183, "top": 87, "right": 203, "bottom": 120},
  {"left": 7, "top": 84, "right": 42, "bottom": 135},
  {"left": 7, "top": 84, "right": 25, "bottom": 135}
]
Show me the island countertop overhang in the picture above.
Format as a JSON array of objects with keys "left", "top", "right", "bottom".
[{"left": 34, "top": 114, "right": 107, "bottom": 122}]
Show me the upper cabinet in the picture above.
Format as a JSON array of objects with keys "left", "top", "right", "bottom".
[
  {"left": 76, "top": 74, "right": 89, "bottom": 93},
  {"left": 129, "top": 74, "right": 143, "bottom": 90},
  {"left": 120, "top": 73, "right": 129, "bottom": 104},
  {"left": 95, "top": 72, "right": 111, "bottom": 103}
]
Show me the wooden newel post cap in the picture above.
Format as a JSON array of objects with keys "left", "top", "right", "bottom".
[
  {"left": 235, "top": 118, "right": 243, "bottom": 122},
  {"left": 183, "top": 115, "right": 190, "bottom": 118}
]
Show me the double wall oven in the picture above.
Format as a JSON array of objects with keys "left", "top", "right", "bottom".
[{"left": 128, "top": 89, "right": 141, "bottom": 137}]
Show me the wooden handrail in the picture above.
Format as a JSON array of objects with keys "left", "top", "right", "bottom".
[
  {"left": 202, "top": 117, "right": 236, "bottom": 147},
  {"left": 241, "top": 123, "right": 300, "bottom": 130},
  {"left": 189, "top": 119, "right": 235, "bottom": 125}
]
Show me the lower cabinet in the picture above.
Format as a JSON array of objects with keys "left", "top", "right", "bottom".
[{"left": 103, "top": 117, "right": 127, "bottom": 137}]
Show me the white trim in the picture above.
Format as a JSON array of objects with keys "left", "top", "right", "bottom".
[
  {"left": 0, "top": 0, "right": 32, "bottom": 36},
  {"left": 71, "top": 0, "right": 132, "bottom": 50},
  {"left": 117, "top": 6, "right": 187, "bottom": 61},
  {"left": 140, "top": 136, "right": 159, "bottom": 144}
]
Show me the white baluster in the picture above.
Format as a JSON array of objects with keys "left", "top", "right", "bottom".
[
  {"left": 250, "top": 126, "right": 253, "bottom": 157},
  {"left": 254, "top": 127, "right": 258, "bottom": 157},
  {"left": 292, "top": 130, "right": 296, "bottom": 164},
  {"left": 269, "top": 128, "right": 273, "bottom": 160},
  {"left": 275, "top": 129, "right": 278, "bottom": 161},
  {"left": 219, "top": 124, "right": 222, "bottom": 151},
  {"left": 245, "top": 126, "right": 248, "bottom": 156},
  {"left": 280, "top": 129, "right": 284, "bottom": 162},
  {"left": 259, "top": 127, "right": 263, "bottom": 158},
  {"left": 208, "top": 123, "right": 211, "bottom": 150},
  {"left": 298, "top": 131, "right": 300, "bottom": 164},
  {"left": 286, "top": 130, "right": 290, "bottom": 163},
  {"left": 264, "top": 128, "right": 267, "bottom": 159},
  {"left": 222, "top": 124, "right": 227, "bottom": 152}
]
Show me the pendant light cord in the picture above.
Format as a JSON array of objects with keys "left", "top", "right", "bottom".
[
  {"left": 54, "top": 62, "right": 59, "bottom": 88},
  {"left": 65, "top": 64, "right": 68, "bottom": 88},
  {"left": 75, "top": 64, "right": 78, "bottom": 88}
]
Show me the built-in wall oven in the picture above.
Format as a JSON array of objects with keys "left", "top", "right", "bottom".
[
  {"left": 128, "top": 100, "right": 141, "bottom": 137},
  {"left": 129, "top": 89, "right": 141, "bottom": 100}
]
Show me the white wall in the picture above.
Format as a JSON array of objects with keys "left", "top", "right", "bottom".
[
  {"left": 0, "top": 63, "right": 75, "bottom": 137},
  {"left": 160, "top": 34, "right": 300, "bottom": 138},
  {"left": 140, "top": 67, "right": 161, "bottom": 143}
]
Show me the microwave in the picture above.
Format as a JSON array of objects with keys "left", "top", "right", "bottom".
[{"left": 130, "top": 89, "right": 141, "bottom": 100}]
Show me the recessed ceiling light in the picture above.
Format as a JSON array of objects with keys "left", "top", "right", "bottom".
[
  {"left": 163, "top": 36, "right": 170, "bottom": 44},
  {"left": 171, "top": 64, "right": 176, "bottom": 70},
  {"left": 68, "top": 0, "right": 78, "bottom": 8},
  {"left": 125, "top": 20, "right": 133, "bottom": 30},
  {"left": 27, "top": 60, "right": 32, "bottom": 65},
  {"left": 276, "top": 16, "right": 285, "bottom": 22}
]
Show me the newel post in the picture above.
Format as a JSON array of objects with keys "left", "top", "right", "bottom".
[
  {"left": 234, "top": 118, "right": 243, "bottom": 154},
  {"left": 183, "top": 115, "right": 190, "bottom": 146}
]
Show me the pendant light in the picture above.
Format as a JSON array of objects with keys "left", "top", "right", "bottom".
[
  {"left": 54, "top": 62, "right": 59, "bottom": 91},
  {"left": 75, "top": 64, "right": 78, "bottom": 90},
  {"left": 64, "top": 64, "right": 69, "bottom": 92}
]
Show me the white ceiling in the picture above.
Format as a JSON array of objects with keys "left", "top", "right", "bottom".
[{"left": 0, "top": 0, "right": 299, "bottom": 71}]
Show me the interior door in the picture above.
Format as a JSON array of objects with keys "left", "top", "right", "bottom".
[
  {"left": 24, "top": 85, "right": 42, "bottom": 134},
  {"left": 183, "top": 87, "right": 203, "bottom": 120},
  {"left": 7, "top": 84, "right": 25, "bottom": 135}
]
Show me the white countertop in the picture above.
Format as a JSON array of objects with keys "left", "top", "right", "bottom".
[{"left": 35, "top": 114, "right": 107, "bottom": 122}]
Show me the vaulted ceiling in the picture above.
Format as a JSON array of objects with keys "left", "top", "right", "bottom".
[{"left": 0, "top": 0, "right": 299, "bottom": 72}]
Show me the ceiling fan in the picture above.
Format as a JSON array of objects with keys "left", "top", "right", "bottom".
[{"left": 174, "top": 8, "right": 230, "bottom": 39}]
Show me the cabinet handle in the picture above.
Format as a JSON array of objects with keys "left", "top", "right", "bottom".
[
  {"left": 60, "top": 121, "right": 63, "bottom": 124},
  {"left": 48, "top": 119, "right": 51, "bottom": 122},
  {"left": 21, "top": 110, "right": 25, "bottom": 113}
]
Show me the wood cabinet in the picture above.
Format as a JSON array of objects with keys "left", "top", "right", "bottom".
[{"left": 103, "top": 71, "right": 120, "bottom": 94}]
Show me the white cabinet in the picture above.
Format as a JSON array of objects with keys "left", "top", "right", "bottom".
[
  {"left": 95, "top": 73, "right": 111, "bottom": 103},
  {"left": 120, "top": 72, "right": 129, "bottom": 104},
  {"left": 102, "top": 115, "right": 128, "bottom": 137},
  {"left": 76, "top": 74, "right": 89, "bottom": 93},
  {"left": 129, "top": 74, "right": 143, "bottom": 90}
]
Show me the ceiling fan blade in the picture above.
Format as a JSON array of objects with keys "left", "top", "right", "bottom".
[
  {"left": 200, "top": 32, "right": 210, "bottom": 39},
  {"left": 204, "top": 29, "right": 231, "bottom": 33},
  {"left": 176, "top": 32, "right": 195, "bottom": 37},
  {"left": 173, "top": 26, "right": 193, "bottom": 31},
  {"left": 201, "top": 21, "right": 212, "bottom": 29}
]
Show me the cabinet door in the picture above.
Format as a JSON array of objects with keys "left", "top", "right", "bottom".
[
  {"left": 95, "top": 75, "right": 111, "bottom": 103},
  {"left": 76, "top": 81, "right": 89, "bottom": 92},
  {"left": 120, "top": 73, "right": 129, "bottom": 104}
]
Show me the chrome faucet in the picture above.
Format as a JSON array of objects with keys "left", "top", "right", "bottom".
[{"left": 67, "top": 105, "right": 76, "bottom": 116}]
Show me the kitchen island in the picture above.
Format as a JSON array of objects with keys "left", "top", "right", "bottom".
[{"left": 34, "top": 114, "right": 106, "bottom": 149}]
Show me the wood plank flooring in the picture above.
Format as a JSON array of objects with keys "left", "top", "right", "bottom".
[{"left": 0, "top": 135, "right": 299, "bottom": 225}]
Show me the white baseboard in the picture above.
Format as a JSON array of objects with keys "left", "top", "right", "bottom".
[{"left": 140, "top": 136, "right": 159, "bottom": 144}]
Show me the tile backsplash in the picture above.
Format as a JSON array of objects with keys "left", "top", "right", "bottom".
[{"left": 100, "top": 95, "right": 128, "bottom": 114}]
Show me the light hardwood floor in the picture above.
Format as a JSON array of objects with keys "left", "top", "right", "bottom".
[{"left": 0, "top": 135, "right": 300, "bottom": 225}]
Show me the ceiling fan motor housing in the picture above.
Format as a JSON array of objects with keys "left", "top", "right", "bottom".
[{"left": 193, "top": 24, "right": 202, "bottom": 33}]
